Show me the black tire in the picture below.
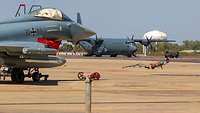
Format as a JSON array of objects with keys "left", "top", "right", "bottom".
[
  {"left": 127, "top": 54, "right": 132, "bottom": 57},
  {"left": 11, "top": 68, "right": 25, "bottom": 83},
  {"left": 96, "top": 54, "right": 102, "bottom": 57},
  {"left": 16, "top": 70, "right": 25, "bottom": 83},
  {"left": 175, "top": 53, "right": 179, "bottom": 58},
  {"left": 110, "top": 54, "right": 117, "bottom": 57},
  {"left": 44, "top": 76, "right": 48, "bottom": 81},
  {"left": 32, "top": 72, "right": 40, "bottom": 82},
  {"left": 11, "top": 71, "right": 17, "bottom": 82},
  {"left": 132, "top": 52, "right": 137, "bottom": 57}
]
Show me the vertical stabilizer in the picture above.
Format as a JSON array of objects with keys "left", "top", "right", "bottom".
[{"left": 77, "top": 12, "right": 82, "bottom": 24}]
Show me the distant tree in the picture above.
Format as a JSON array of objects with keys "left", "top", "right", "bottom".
[
  {"left": 59, "top": 43, "right": 73, "bottom": 52},
  {"left": 135, "top": 43, "right": 143, "bottom": 54},
  {"left": 182, "top": 40, "right": 200, "bottom": 50},
  {"left": 73, "top": 44, "right": 85, "bottom": 52}
]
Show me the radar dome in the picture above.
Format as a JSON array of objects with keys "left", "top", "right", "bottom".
[{"left": 143, "top": 30, "right": 167, "bottom": 40}]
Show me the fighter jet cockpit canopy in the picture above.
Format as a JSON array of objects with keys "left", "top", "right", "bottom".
[{"left": 30, "top": 8, "right": 72, "bottom": 21}]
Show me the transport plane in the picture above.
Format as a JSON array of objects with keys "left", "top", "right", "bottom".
[{"left": 77, "top": 13, "right": 175, "bottom": 57}]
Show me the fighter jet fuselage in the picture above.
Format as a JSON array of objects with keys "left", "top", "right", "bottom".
[
  {"left": 0, "top": 6, "right": 95, "bottom": 83},
  {"left": 0, "top": 8, "right": 95, "bottom": 68}
]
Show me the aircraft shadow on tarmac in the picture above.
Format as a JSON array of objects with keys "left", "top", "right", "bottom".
[{"left": 0, "top": 79, "right": 80, "bottom": 86}]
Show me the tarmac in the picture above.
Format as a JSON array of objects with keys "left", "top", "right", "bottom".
[
  {"left": 0, "top": 57, "right": 200, "bottom": 113},
  {"left": 65, "top": 55, "right": 200, "bottom": 63}
]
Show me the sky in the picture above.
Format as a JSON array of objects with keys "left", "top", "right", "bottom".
[{"left": 0, "top": 0, "right": 200, "bottom": 43}]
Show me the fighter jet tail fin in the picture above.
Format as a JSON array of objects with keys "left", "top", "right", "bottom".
[{"left": 77, "top": 12, "right": 82, "bottom": 24}]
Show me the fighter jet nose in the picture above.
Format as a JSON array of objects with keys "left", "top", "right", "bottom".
[
  {"left": 83, "top": 27, "right": 96, "bottom": 37},
  {"left": 69, "top": 23, "right": 96, "bottom": 41}
]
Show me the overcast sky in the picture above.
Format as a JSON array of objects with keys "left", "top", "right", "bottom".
[{"left": 1, "top": 0, "right": 200, "bottom": 42}]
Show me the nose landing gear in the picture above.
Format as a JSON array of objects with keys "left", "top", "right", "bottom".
[
  {"left": 28, "top": 68, "right": 49, "bottom": 82},
  {"left": 32, "top": 72, "right": 40, "bottom": 82},
  {"left": 0, "top": 65, "right": 49, "bottom": 83},
  {"left": 2, "top": 67, "right": 49, "bottom": 84}
]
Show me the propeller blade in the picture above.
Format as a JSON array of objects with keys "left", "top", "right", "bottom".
[
  {"left": 126, "top": 36, "right": 130, "bottom": 40},
  {"left": 146, "top": 36, "right": 153, "bottom": 45},
  {"left": 131, "top": 34, "right": 134, "bottom": 40},
  {"left": 150, "top": 36, "right": 152, "bottom": 41},
  {"left": 95, "top": 34, "right": 98, "bottom": 41},
  {"left": 145, "top": 36, "right": 148, "bottom": 40}
]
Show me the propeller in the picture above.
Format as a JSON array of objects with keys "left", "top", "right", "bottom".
[
  {"left": 91, "top": 34, "right": 104, "bottom": 55},
  {"left": 144, "top": 36, "right": 155, "bottom": 51},
  {"left": 131, "top": 34, "right": 134, "bottom": 40},
  {"left": 126, "top": 34, "right": 138, "bottom": 57},
  {"left": 94, "top": 34, "right": 100, "bottom": 45},
  {"left": 126, "top": 33, "right": 135, "bottom": 43},
  {"left": 95, "top": 34, "right": 98, "bottom": 41},
  {"left": 92, "top": 34, "right": 103, "bottom": 47},
  {"left": 128, "top": 34, "right": 134, "bottom": 41}
]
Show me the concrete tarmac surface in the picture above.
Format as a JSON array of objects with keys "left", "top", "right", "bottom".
[{"left": 0, "top": 58, "right": 200, "bottom": 113}]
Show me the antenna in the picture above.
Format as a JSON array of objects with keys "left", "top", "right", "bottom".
[{"left": 15, "top": 4, "right": 26, "bottom": 17}]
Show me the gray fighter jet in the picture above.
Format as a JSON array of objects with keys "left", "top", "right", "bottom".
[{"left": 0, "top": 4, "right": 95, "bottom": 83}]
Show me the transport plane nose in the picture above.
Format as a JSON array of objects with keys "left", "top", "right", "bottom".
[{"left": 69, "top": 23, "right": 96, "bottom": 41}]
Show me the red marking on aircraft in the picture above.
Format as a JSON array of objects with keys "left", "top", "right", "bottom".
[{"left": 36, "top": 38, "right": 61, "bottom": 49}]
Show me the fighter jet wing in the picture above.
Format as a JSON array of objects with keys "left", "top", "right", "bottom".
[{"left": 0, "top": 41, "right": 57, "bottom": 56}]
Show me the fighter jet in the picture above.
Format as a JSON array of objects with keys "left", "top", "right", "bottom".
[{"left": 0, "top": 4, "right": 95, "bottom": 83}]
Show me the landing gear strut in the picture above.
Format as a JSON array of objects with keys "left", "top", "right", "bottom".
[
  {"left": 28, "top": 68, "right": 48, "bottom": 82},
  {"left": 0, "top": 66, "right": 49, "bottom": 83},
  {"left": 32, "top": 72, "right": 40, "bottom": 82}
]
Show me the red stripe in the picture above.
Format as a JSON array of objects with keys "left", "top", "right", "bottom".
[{"left": 36, "top": 38, "right": 61, "bottom": 49}]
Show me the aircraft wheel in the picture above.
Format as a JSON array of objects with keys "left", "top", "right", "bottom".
[
  {"left": 110, "top": 54, "right": 117, "bottom": 57},
  {"left": 11, "top": 68, "right": 25, "bottom": 83},
  {"left": 11, "top": 71, "right": 17, "bottom": 82},
  {"left": 32, "top": 72, "right": 41, "bottom": 82},
  {"left": 132, "top": 53, "right": 137, "bottom": 57},
  {"left": 127, "top": 54, "right": 132, "bottom": 57},
  {"left": 96, "top": 54, "right": 102, "bottom": 57}
]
